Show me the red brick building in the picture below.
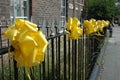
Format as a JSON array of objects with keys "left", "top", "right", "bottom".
[
  {"left": 32, "top": 0, "right": 84, "bottom": 24},
  {"left": 0, "top": 0, "right": 84, "bottom": 24},
  {"left": 0, "top": 0, "right": 10, "bottom": 19}
]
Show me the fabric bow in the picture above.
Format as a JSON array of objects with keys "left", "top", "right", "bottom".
[
  {"left": 83, "top": 19, "right": 110, "bottom": 36},
  {"left": 66, "top": 17, "right": 83, "bottom": 40},
  {"left": 3, "top": 18, "right": 48, "bottom": 80}
]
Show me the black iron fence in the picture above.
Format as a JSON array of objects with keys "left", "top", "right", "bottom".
[{"left": 0, "top": 19, "right": 107, "bottom": 80}]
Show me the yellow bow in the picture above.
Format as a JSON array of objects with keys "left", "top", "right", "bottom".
[
  {"left": 83, "top": 19, "right": 110, "bottom": 36},
  {"left": 83, "top": 20, "right": 97, "bottom": 35},
  {"left": 66, "top": 17, "right": 83, "bottom": 40},
  {"left": 3, "top": 18, "right": 48, "bottom": 80}
]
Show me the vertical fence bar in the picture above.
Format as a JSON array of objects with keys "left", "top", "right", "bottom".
[
  {"left": 0, "top": 26, "right": 2, "bottom": 48},
  {"left": 91, "top": 37, "right": 94, "bottom": 71},
  {"left": 46, "top": 26, "right": 50, "bottom": 80},
  {"left": 63, "top": 35, "right": 67, "bottom": 80},
  {"left": 80, "top": 37, "right": 84, "bottom": 80},
  {"left": 85, "top": 37, "right": 87, "bottom": 79},
  {"left": 87, "top": 36, "right": 91, "bottom": 78},
  {"left": 90, "top": 36, "right": 93, "bottom": 73},
  {"left": 7, "top": 21, "right": 12, "bottom": 79},
  {"left": 51, "top": 38, "right": 54, "bottom": 80},
  {"left": 55, "top": 24, "right": 58, "bottom": 79},
  {"left": 68, "top": 40, "right": 71, "bottom": 80},
  {"left": 39, "top": 64, "right": 41, "bottom": 80},
  {"left": 55, "top": 37, "right": 58, "bottom": 79},
  {"left": 46, "top": 46, "right": 49, "bottom": 80},
  {"left": 42, "top": 19, "right": 46, "bottom": 80},
  {"left": 46, "top": 44, "right": 49, "bottom": 80},
  {"left": 1, "top": 55, "right": 4, "bottom": 80},
  {"left": 86, "top": 37, "right": 90, "bottom": 79},
  {"left": 78, "top": 39, "right": 82, "bottom": 80},
  {"left": 57, "top": 36, "right": 61, "bottom": 80},
  {"left": 89, "top": 36, "right": 93, "bottom": 77},
  {"left": 38, "top": 20, "right": 42, "bottom": 80},
  {"left": 72, "top": 40, "right": 77, "bottom": 80},
  {"left": 30, "top": 67, "right": 35, "bottom": 80},
  {"left": 83, "top": 35, "right": 86, "bottom": 80},
  {"left": 42, "top": 42, "right": 45, "bottom": 80},
  {"left": 76, "top": 39, "right": 78, "bottom": 80},
  {"left": 8, "top": 40, "right": 12, "bottom": 80},
  {"left": 0, "top": 25, "right": 3, "bottom": 79},
  {"left": 24, "top": 68, "right": 26, "bottom": 80},
  {"left": 14, "top": 60, "right": 18, "bottom": 80}
]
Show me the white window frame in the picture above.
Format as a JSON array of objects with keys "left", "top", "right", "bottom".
[
  {"left": 10, "top": 0, "right": 29, "bottom": 21},
  {"left": 60, "top": 0, "right": 66, "bottom": 27}
]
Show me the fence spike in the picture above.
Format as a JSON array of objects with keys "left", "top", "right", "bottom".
[
  {"left": 51, "top": 20, "right": 55, "bottom": 35},
  {"left": 42, "top": 19, "right": 46, "bottom": 35},
  {"left": 58, "top": 21, "right": 63, "bottom": 33}
]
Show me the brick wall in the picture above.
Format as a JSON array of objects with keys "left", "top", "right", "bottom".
[
  {"left": 0, "top": 0, "right": 10, "bottom": 19},
  {"left": 32, "top": 0, "right": 61, "bottom": 24},
  {"left": 67, "top": 0, "right": 84, "bottom": 20},
  {"left": 32, "top": 0, "right": 84, "bottom": 24},
  {"left": 0, "top": 0, "right": 84, "bottom": 23}
]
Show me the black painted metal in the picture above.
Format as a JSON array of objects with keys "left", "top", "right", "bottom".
[
  {"left": 39, "top": 64, "right": 41, "bottom": 80},
  {"left": 42, "top": 59, "right": 46, "bottom": 80},
  {"left": 72, "top": 40, "right": 77, "bottom": 80},
  {"left": 51, "top": 37, "right": 55, "bottom": 80},
  {"left": 1, "top": 55, "right": 4, "bottom": 80},
  {"left": 63, "top": 35, "right": 67, "bottom": 80},
  {"left": 68, "top": 40, "right": 71, "bottom": 80},
  {"left": 8, "top": 57, "right": 11, "bottom": 80},
  {"left": 14, "top": 60, "right": 18, "bottom": 80},
  {"left": 0, "top": 22, "right": 107, "bottom": 80},
  {"left": 57, "top": 36, "right": 61, "bottom": 80}
]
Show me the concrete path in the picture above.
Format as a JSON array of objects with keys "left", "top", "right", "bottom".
[{"left": 100, "top": 25, "right": 120, "bottom": 80}]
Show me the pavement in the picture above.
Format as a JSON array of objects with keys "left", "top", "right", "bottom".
[{"left": 99, "top": 25, "right": 120, "bottom": 80}]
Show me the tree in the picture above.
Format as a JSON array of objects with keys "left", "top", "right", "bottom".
[
  {"left": 86, "top": 0, "right": 116, "bottom": 20},
  {"left": 115, "top": 1, "right": 120, "bottom": 16}
]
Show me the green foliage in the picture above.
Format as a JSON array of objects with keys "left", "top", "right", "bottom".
[
  {"left": 86, "top": 0, "right": 116, "bottom": 20},
  {"left": 115, "top": 5, "right": 120, "bottom": 17}
]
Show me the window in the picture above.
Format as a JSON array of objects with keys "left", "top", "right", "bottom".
[
  {"left": 60, "top": 0, "right": 66, "bottom": 27},
  {"left": 10, "top": 0, "right": 29, "bottom": 21}
]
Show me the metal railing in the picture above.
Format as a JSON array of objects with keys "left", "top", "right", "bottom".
[{"left": 0, "top": 19, "right": 107, "bottom": 80}]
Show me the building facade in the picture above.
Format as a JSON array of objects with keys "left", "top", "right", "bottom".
[
  {"left": 0, "top": 0, "right": 10, "bottom": 19},
  {"left": 32, "top": 0, "right": 84, "bottom": 25},
  {"left": 0, "top": 0, "right": 84, "bottom": 25}
]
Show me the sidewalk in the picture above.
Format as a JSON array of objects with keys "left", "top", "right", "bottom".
[{"left": 100, "top": 25, "right": 120, "bottom": 80}]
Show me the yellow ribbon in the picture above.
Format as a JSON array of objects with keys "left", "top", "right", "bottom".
[
  {"left": 83, "top": 19, "right": 110, "bottom": 36},
  {"left": 3, "top": 18, "right": 48, "bottom": 79},
  {"left": 83, "top": 20, "right": 97, "bottom": 35},
  {"left": 66, "top": 17, "right": 83, "bottom": 40}
]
